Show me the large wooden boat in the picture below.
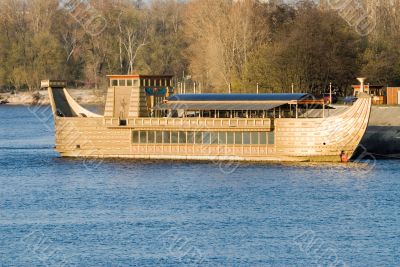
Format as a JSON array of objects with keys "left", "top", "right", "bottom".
[{"left": 43, "top": 75, "right": 372, "bottom": 162}]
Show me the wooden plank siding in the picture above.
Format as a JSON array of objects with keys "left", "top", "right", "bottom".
[{"left": 387, "top": 87, "right": 400, "bottom": 105}]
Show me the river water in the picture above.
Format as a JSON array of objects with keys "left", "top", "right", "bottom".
[{"left": 0, "top": 105, "right": 399, "bottom": 266}]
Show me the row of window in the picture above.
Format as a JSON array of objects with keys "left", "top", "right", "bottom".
[
  {"left": 111, "top": 79, "right": 138, "bottom": 87},
  {"left": 132, "top": 131, "right": 275, "bottom": 145},
  {"left": 110, "top": 79, "right": 172, "bottom": 87}
]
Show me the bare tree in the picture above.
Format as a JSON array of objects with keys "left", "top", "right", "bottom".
[
  {"left": 118, "top": 7, "right": 149, "bottom": 74},
  {"left": 185, "top": 0, "right": 268, "bottom": 91}
]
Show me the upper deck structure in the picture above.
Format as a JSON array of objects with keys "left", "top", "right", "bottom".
[
  {"left": 105, "top": 74, "right": 174, "bottom": 118},
  {"left": 43, "top": 75, "right": 372, "bottom": 162}
]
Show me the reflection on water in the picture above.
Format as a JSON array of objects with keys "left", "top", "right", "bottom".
[{"left": 0, "top": 105, "right": 399, "bottom": 266}]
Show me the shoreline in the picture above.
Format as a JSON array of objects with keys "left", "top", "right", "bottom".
[
  {"left": 0, "top": 89, "right": 105, "bottom": 106},
  {"left": 1, "top": 92, "right": 399, "bottom": 126},
  {"left": 2, "top": 95, "right": 399, "bottom": 157}
]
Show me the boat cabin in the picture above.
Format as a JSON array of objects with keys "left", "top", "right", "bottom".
[
  {"left": 105, "top": 74, "right": 174, "bottom": 119},
  {"left": 104, "top": 74, "right": 326, "bottom": 122},
  {"left": 153, "top": 93, "right": 326, "bottom": 119}
]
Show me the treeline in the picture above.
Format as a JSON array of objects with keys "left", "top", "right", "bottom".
[{"left": 0, "top": 0, "right": 399, "bottom": 95}]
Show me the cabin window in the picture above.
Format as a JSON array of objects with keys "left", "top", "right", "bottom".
[
  {"left": 259, "top": 132, "right": 267, "bottom": 145},
  {"left": 210, "top": 132, "right": 218, "bottom": 144},
  {"left": 251, "top": 132, "right": 259, "bottom": 145},
  {"left": 127, "top": 80, "right": 133, "bottom": 86},
  {"left": 171, "top": 132, "right": 179, "bottom": 143},
  {"left": 163, "top": 131, "right": 171, "bottom": 143},
  {"left": 179, "top": 132, "right": 186, "bottom": 144},
  {"left": 227, "top": 132, "right": 234, "bottom": 144},
  {"left": 119, "top": 80, "right": 126, "bottom": 86},
  {"left": 218, "top": 132, "right": 226, "bottom": 144},
  {"left": 268, "top": 132, "right": 275, "bottom": 145},
  {"left": 139, "top": 131, "right": 147, "bottom": 144},
  {"left": 148, "top": 131, "right": 155, "bottom": 143},
  {"left": 132, "top": 130, "right": 274, "bottom": 145},
  {"left": 112, "top": 80, "right": 118, "bottom": 86},
  {"left": 133, "top": 79, "right": 138, "bottom": 86},
  {"left": 234, "top": 132, "right": 242, "bottom": 145},
  {"left": 243, "top": 132, "right": 251, "bottom": 145},
  {"left": 195, "top": 132, "right": 202, "bottom": 144},
  {"left": 156, "top": 131, "right": 163, "bottom": 143},
  {"left": 132, "top": 131, "right": 139, "bottom": 143},
  {"left": 187, "top": 131, "right": 194, "bottom": 144},
  {"left": 203, "top": 132, "right": 211, "bottom": 144}
]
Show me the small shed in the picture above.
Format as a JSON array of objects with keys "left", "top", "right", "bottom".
[
  {"left": 352, "top": 85, "right": 400, "bottom": 105},
  {"left": 352, "top": 85, "right": 386, "bottom": 105},
  {"left": 386, "top": 87, "right": 400, "bottom": 105}
]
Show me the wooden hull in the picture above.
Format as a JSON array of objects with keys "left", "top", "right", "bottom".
[{"left": 50, "top": 89, "right": 371, "bottom": 162}]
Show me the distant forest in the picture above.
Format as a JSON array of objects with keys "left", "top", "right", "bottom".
[{"left": 0, "top": 0, "right": 399, "bottom": 95}]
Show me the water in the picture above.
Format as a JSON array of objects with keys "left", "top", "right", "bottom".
[{"left": 0, "top": 105, "right": 399, "bottom": 266}]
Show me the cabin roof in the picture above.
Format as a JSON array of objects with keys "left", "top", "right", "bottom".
[
  {"left": 153, "top": 102, "right": 284, "bottom": 111},
  {"left": 167, "top": 93, "right": 312, "bottom": 102},
  {"left": 154, "top": 93, "right": 316, "bottom": 111}
]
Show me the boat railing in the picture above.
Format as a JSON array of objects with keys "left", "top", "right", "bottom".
[{"left": 104, "top": 117, "right": 273, "bottom": 129}]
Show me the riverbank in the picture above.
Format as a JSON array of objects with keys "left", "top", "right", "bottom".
[
  {"left": 352, "top": 106, "right": 400, "bottom": 158},
  {"left": 1, "top": 91, "right": 399, "bottom": 126},
  {"left": 0, "top": 89, "right": 105, "bottom": 105},
  {"left": 368, "top": 105, "right": 400, "bottom": 126}
]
